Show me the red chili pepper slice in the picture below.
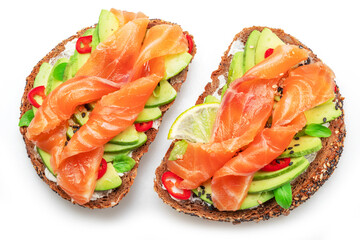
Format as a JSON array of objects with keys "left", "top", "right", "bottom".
[
  {"left": 261, "top": 158, "right": 291, "bottom": 172},
  {"left": 264, "top": 48, "right": 274, "bottom": 59},
  {"left": 76, "top": 35, "right": 93, "bottom": 54},
  {"left": 97, "top": 158, "right": 107, "bottom": 180},
  {"left": 27, "top": 86, "right": 46, "bottom": 108},
  {"left": 161, "top": 171, "right": 191, "bottom": 200},
  {"left": 185, "top": 34, "right": 193, "bottom": 54},
  {"left": 134, "top": 121, "right": 153, "bottom": 132}
]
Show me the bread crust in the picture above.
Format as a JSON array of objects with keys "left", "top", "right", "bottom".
[
  {"left": 154, "top": 26, "right": 346, "bottom": 223},
  {"left": 19, "top": 19, "right": 196, "bottom": 209}
]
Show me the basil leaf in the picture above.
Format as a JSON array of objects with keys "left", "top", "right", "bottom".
[
  {"left": 169, "top": 140, "right": 188, "bottom": 160},
  {"left": 19, "top": 109, "right": 34, "bottom": 127},
  {"left": 112, "top": 154, "right": 136, "bottom": 173},
  {"left": 274, "top": 183, "right": 292, "bottom": 209},
  {"left": 304, "top": 123, "right": 332, "bottom": 138},
  {"left": 53, "top": 62, "right": 68, "bottom": 81}
]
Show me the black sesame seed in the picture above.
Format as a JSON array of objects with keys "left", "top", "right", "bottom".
[
  {"left": 304, "top": 58, "right": 311, "bottom": 65},
  {"left": 198, "top": 192, "right": 202, "bottom": 197},
  {"left": 335, "top": 105, "right": 338, "bottom": 110},
  {"left": 294, "top": 144, "right": 300, "bottom": 147},
  {"left": 81, "top": 112, "right": 86, "bottom": 118},
  {"left": 206, "top": 194, "right": 212, "bottom": 200},
  {"left": 294, "top": 137, "right": 300, "bottom": 140},
  {"left": 200, "top": 186, "right": 205, "bottom": 190},
  {"left": 202, "top": 189, "right": 205, "bottom": 195},
  {"left": 289, "top": 162, "right": 293, "bottom": 166},
  {"left": 65, "top": 141, "right": 68, "bottom": 146},
  {"left": 288, "top": 147, "right": 293, "bottom": 150},
  {"left": 276, "top": 159, "right": 280, "bottom": 164},
  {"left": 290, "top": 150, "right": 294, "bottom": 154},
  {"left": 323, "top": 117, "right": 327, "bottom": 123}
]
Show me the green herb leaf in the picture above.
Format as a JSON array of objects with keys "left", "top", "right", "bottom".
[
  {"left": 19, "top": 109, "right": 34, "bottom": 127},
  {"left": 169, "top": 140, "right": 188, "bottom": 160},
  {"left": 274, "top": 183, "right": 292, "bottom": 209},
  {"left": 304, "top": 123, "right": 332, "bottom": 137},
  {"left": 53, "top": 62, "right": 68, "bottom": 81},
  {"left": 112, "top": 154, "right": 136, "bottom": 173}
]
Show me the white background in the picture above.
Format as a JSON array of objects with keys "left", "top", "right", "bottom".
[{"left": 1, "top": 0, "right": 359, "bottom": 239}]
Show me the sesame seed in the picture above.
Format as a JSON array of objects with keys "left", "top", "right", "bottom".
[
  {"left": 294, "top": 144, "right": 300, "bottom": 146},
  {"left": 290, "top": 150, "right": 294, "bottom": 154},
  {"left": 323, "top": 117, "right": 327, "bottom": 123},
  {"left": 81, "top": 112, "right": 86, "bottom": 118},
  {"left": 294, "top": 137, "right": 300, "bottom": 140},
  {"left": 288, "top": 147, "right": 293, "bottom": 150},
  {"left": 289, "top": 162, "right": 293, "bottom": 166}
]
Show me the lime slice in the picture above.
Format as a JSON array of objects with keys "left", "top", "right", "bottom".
[{"left": 168, "top": 103, "right": 220, "bottom": 143}]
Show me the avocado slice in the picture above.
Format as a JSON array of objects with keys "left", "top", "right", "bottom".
[
  {"left": 104, "top": 132, "right": 147, "bottom": 153},
  {"left": 98, "top": 9, "right": 120, "bottom": 42},
  {"left": 32, "top": 62, "right": 52, "bottom": 113},
  {"left": 135, "top": 107, "right": 162, "bottom": 123},
  {"left": 243, "top": 30, "right": 261, "bottom": 73},
  {"left": 278, "top": 136, "right": 322, "bottom": 158},
  {"left": 73, "top": 107, "right": 90, "bottom": 126},
  {"left": 66, "top": 122, "right": 81, "bottom": 139},
  {"left": 92, "top": 24, "right": 100, "bottom": 51},
  {"left": 109, "top": 125, "right": 140, "bottom": 145},
  {"left": 204, "top": 95, "right": 220, "bottom": 104},
  {"left": 145, "top": 80, "right": 177, "bottom": 108},
  {"left": 103, "top": 152, "right": 131, "bottom": 162},
  {"left": 248, "top": 157, "right": 309, "bottom": 193},
  {"left": 228, "top": 51, "right": 244, "bottom": 85},
  {"left": 192, "top": 180, "right": 274, "bottom": 210},
  {"left": 163, "top": 52, "right": 193, "bottom": 80},
  {"left": 45, "top": 58, "right": 69, "bottom": 95},
  {"left": 37, "top": 147, "right": 55, "bottom": 176},
  {"left": 304, "top": 100, "right": 342, "bottom": 125},
  {"left": 168, "top": 140, "right": 188, "bottom": 160},
  {"left": 95, "top": 162, "right": 122, "bottom": 191},
  {"left": 255, "top": 28, "right": 285, "bottom": 64},
  {"left": 254, "top": 157, "right": 306, "bottom": 181}
]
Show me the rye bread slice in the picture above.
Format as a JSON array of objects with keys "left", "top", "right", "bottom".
[
  {"left": 154, "top": 26, "right": 346, "bottom": 223},
  {"left": 19, "top": 19, "right": 196, "bottom": 209}
]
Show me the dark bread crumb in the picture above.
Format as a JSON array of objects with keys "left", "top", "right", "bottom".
[
  {"left": 154, "top": 26, "right": 346, "bottom": 224},
  {"left": 19, "top": 19, "right": 196, "bottom": 209}
]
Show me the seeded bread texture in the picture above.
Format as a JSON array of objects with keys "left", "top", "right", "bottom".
[
  {"left": 154, "top": 26, "right": 345, "bottom": 224},
  {"left": 19, "top": 19, "right": 196, "bottom": 209}
]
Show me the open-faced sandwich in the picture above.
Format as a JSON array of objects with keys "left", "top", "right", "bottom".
[
  {"left": 154, "top": 26, "right": 345, "bottom": 223},
  {"left": 19, "top": 9, "right": 195, "bottom": 209}
]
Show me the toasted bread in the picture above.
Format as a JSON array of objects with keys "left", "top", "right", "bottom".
[
  {"left": 154, "top": 26, "right": 345, "bottom": 223},
  {"left": 19, "top": 19, "right": 196, "bottom": 209}
]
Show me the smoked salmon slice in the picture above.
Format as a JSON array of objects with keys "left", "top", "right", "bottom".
[
  {"left": 57, "top": 147, "right": 104, "bottom": 205},
  {"left": 211, "top": 114, "right": 306, "bottom": 211},
  {"left": 57, "top": 25, "right": 187, "bottom": 204},
  {"left": 75, "top": 18, "right": 149, "bottom": 84},
  {"left": 273, "top": 62, "right": 335, "bottom": 125},
  {"left": 167, "top": 45, "right": 309, "bottom": 190},
  {"left": 26, "top": 11, "right": 189, "bottom": 205},
  {"left": 26, "top": 76, "right": 119, "bottom": 140},
  {"left": 211, "top": 62, "right": 335, "bottom": 211}
]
